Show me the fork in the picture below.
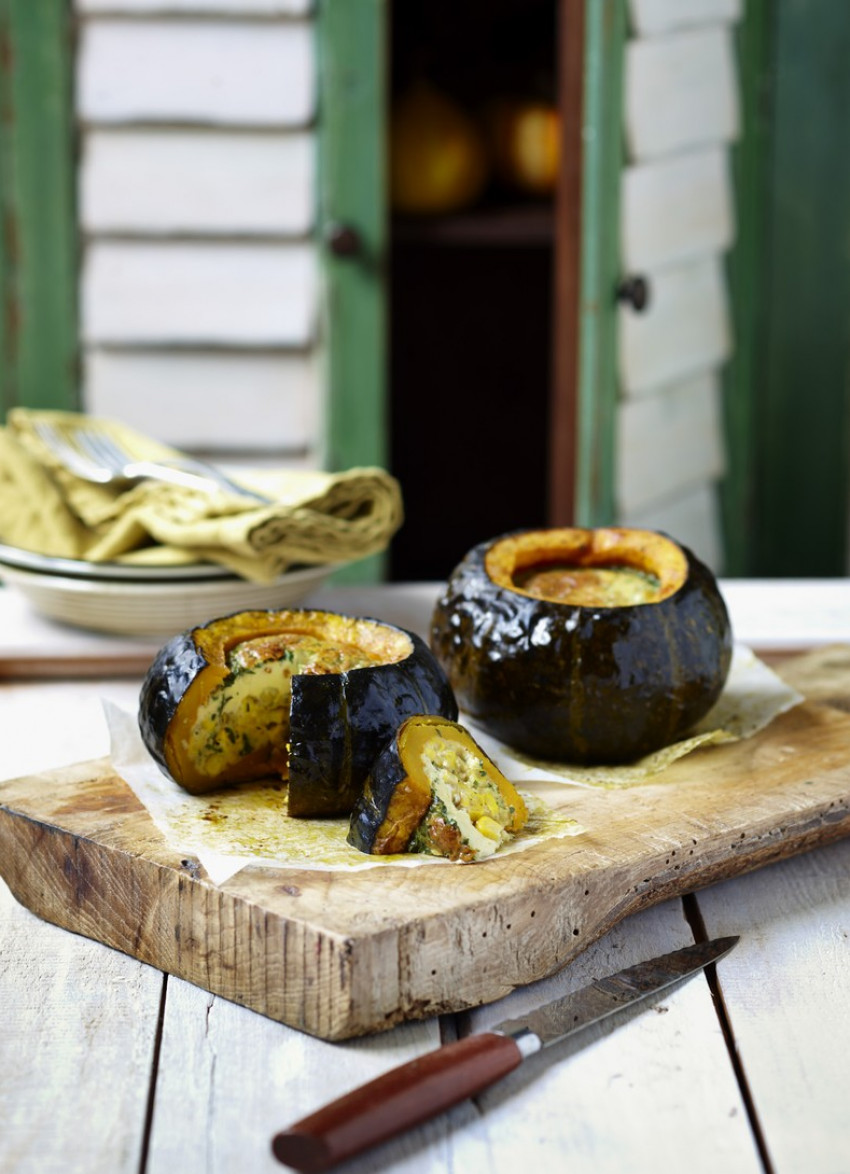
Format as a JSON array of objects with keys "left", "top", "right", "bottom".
[{"left": 34, "top": 421, "right": 271, "bottom": 503}]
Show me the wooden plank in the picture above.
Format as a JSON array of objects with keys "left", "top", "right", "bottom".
[
  {"left": 621, "top": 481, "right": 724, "bottom": 572},
  {"left": 145, "top": 978, "right": 440, "bottom": 1174},
  {"left": 2, "top": 647, "right": 850, "bottom": 1040},
  {"left": 751, "top": 1, "right": 850, "bottom": 576},
  {"left": 317, "top": 0, "right": 386, "bottom": 583},
  {"left": 717, "top": 582, "right": 850, "bottom": 653},
  {"left": 695, "top": 834, "right": 850, "bottom": 1172},
  {"left": 0, "top": 679, "right": 143, "bottom": 774},
  {"left": 81, "top": 240, "right": 317, "bottom": 345},
  {"left": 0, "top": 876, "right": 163, "bottom": 1174},
  {"left": 625, "top": 26, "right": 740, "bottom": 161},
  {"left": 618, "top": 255, "right": 731, "bottom": 396},
  {"left": 76, "top": 18, "right": 315, "bottom": 126},
  {"left": 572, "top": 0, "right": 626, "bottom": 527},
  {"left": 459, "top": 901, "right": 761, "bottom": 1174},
  {"left": 0, "top": 0, "right": 78, "bottom": 416},
  {"left": 83, "top": 348, "right": 320, "bottom": 453},
  {"left": 80, "top": 129, "right": 315, "bottom": 235},
  {"left": 616, "top": 370, "right": 725, "bottom": 515},
  {"left": 628, "top": 0, "right": 742, "bottom": 38},
  {"left": 621, "top": 146, "right": 734, "bottom": 272}
]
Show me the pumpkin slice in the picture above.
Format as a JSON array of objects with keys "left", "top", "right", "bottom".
[
  {"left": 138, "top": 608, "right": 458, "bottom": 817},
  {"left": 430, "top": 527, "right": 733, "bottom": 765},
  {"left": 348, "top": 715, "right": 528, "bottom": 863}
]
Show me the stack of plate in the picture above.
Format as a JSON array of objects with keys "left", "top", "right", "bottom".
[{"left": 0, "top": 543, "right": 338, "bottom": 637}]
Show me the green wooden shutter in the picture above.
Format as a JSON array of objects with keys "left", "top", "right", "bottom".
[
  {"left": 720, "top": 0, "right": 773, "bottom": 577},
  {"left": 0, "top": 0, "right": 77, "bottom": 418},
  {"left": 317, "top": 0, "right": 388, "bottom": 583},
  {"left": 722, "top": 0, "right": 850, "bottom": 577},
  {"left": 752, "top": 0, "right": 850, "bottom": 576},
  {"left": 572, "top": 0, "right": 625, "bottom": 527}
]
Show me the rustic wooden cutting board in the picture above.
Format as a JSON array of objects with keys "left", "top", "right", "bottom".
[{"left": 2, "top": 645, "right": 850, "bottom": 1041}]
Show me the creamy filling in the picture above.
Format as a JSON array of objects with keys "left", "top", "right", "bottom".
[
  {"left": 412, "top": 737, "right": 519, "bottom": 861},
  {"left": 515, "top": 563, "right": 661, "bottom": 607},
  {"left": 188, "top": 660, "right": 295, "bottom": 776},
  {"left": 186, "top": 633, "right": 384, "bottom": 779}
]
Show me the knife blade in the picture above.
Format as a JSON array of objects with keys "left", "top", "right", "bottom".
[{"left": 271, "top": 935, "right": 739, "bottom": 1172}]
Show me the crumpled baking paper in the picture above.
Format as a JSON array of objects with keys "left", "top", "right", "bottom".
[
  {"left": 466, "top": 644, "right": 804, "bottom": 788},
  {"left": 104, "top": 704, "right": 582, "bottom": 884},
  {"left": 104, "top": 644, "right": 800, "bottom": 885}
]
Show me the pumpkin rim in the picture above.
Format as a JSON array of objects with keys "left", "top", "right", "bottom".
[
  {"left": 483, "top": 527, "right": 689, "bottom": 607},
  {"left": 160, "top": 608, "right": 415, "bottom": 789}
]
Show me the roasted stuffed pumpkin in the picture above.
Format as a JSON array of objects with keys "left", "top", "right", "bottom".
[
  {"left": 138, "top": 608, "right": 458, "bottom": 817},
  {"left": 430, "top": 527, "right": 732, "bottom": 765},
  {"left": 348, "top": 715, "right": 528, "bottom": 862}
]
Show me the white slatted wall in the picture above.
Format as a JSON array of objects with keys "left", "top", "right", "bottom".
[
  {"left": 74, "top": 0, "right": 322, "bottom": 467},
  {"left": 74, "top": 1, "right": 743, "bottom": 538},
  {"left": 616, "top": 0, "right": 742, "bottom": 571}
]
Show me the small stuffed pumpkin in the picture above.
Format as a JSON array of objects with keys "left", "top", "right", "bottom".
[
  {"left": 430, "top": 527, "right": 732, "bottom": 765},
  {"left": 348, "top": 715, "right": 528, "bottom": 862},
  {"left": 138, "top": 608, "right": 458, "bottom": 817}
]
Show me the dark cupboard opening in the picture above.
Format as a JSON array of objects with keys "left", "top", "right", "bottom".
[{"left": 387, "top": 0, "right": 562, "bottom": 581}]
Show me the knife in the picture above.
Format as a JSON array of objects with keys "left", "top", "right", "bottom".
[{"left": 271, "top": 935, "right": 739, "bottom": 1172}]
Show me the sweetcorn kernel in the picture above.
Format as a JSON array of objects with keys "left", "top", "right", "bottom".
[{"left": 474, "top": 815, "right": 504, "bottom": 841}]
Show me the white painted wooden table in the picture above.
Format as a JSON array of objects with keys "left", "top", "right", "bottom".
[{"left": 1, "top": 580, "right": 849, "bottom": 1174}]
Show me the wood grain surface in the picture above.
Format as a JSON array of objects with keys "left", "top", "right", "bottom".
[{"left": 1, "top": 646, "right": 849, "bottom": 1041}]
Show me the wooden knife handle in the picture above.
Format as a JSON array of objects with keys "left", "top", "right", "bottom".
[{"left": 271, "top": 1031, "right": 524, "bottom": 1172}]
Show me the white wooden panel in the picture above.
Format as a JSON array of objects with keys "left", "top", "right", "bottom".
[
  {"left": 621, "top": 147, "right": 734, "bottom": 272},
  {"left": 460, "top": 901, "right": 759, "bottom": 1174},
  {"left": 83, "top": 349, "right": 320, "bottom": 452},
  {"left": 0, "top": 678, "right": 159, "bottom": 1174},
  {"left": 80, "top": 129, "right": 315, "bottom": 235},
  {"left": 146, "top": 979, "right": 440, "bottom": 1174},
  {"left": 625, "top": 27, "right": 739, "bottom": 161},
  {"left": 77, "top": 19, "right": 315, "bottom": 126},
  {"left": 78, "top": 0, "right": 312, "bottom": 12},
  {"left": 628, "top": 0, "right": 741, "bottom": 37},
  {"left": 620, "top": 481, "right": 724, "bottom": 571},
  {"left": 618, "top": 255, "right": 732, "bottom": 396},
  {"left": 696, "top": 839, "right": 850, "bottom": 1172},
  {"left": 0, "top": 878, "right": 166, "bottom": 1174},
  {"left": 81, "top": 241, "right": 317, "bottom": 345},
  {"left": 617, "top": 370, "right": 725, "bottom": 514}
]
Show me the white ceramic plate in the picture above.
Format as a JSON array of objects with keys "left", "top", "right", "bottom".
[
  {"left": 0, "top": 559, "right": 339, "bottom": 637},
  {"left": 0, "top": 542, "right": 234, "bottom": 582}
]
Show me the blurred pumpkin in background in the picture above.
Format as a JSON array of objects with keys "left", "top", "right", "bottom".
[
  {"left": 390, "top": 80, "right": 490, "bottom": 215},
  {"left": 487, "top": 98, "right": 560, "bottom": 196}
]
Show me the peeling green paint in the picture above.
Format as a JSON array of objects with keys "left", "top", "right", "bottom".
[{"left": 0, "top": 0, "right": 78, "bottom": 418}]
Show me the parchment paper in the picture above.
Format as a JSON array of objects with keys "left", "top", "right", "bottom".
[
  {"left": 105, "top": 706, "right": 582, "bottom": 884},
  {"left": 105, "top": 644, "right": 800, "bottom": 884}
]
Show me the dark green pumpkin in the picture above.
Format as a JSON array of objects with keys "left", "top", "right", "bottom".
[
  {"left": 430, "top": 527, "right": 733, "bottom": 765},
  {"left": 138, "top": 608, "right": 458, "bottom": 817}
]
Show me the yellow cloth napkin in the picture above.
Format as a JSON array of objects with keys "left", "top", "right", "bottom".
[{"left": 0, "top": 409, "right": 404, "bottom": 582}]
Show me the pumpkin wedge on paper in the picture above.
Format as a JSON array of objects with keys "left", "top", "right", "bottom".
[{"left": 348, "top": 715, "right": 528, "bottom": 863}]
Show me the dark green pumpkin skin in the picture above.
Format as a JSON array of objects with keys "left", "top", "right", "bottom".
[
  {"left": 287, "top": 629, "right": 457, "bottom": 817},
  {"left": 138, "top": 633, "right": 206, "bottom": 778},
  {"left": 430, "top": 533, "right": 732, "bottom": 764},
  {"left": 138, "top": 609, "right": 457, "bottom": 818},
  {"left": 346, "top": 725, "right": 410, "bottom": 853}
]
